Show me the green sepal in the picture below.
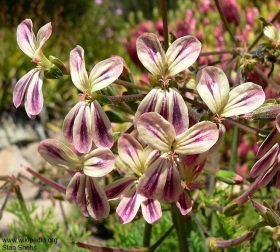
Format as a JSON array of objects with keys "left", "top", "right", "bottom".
[{"left": 44, "top": 64, "right": 63, "bottom": 79}]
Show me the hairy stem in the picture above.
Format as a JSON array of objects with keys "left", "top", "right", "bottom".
[
  {"left": 143, "top": 222, "right": 153, "bottom": 247},
  {"left": 229, "top": 126, "right": 239, "bottom": 171},
  {"left": 114, "top": 79, "right": 151, "bottom": 92},
  {"left": 159, "top": 0, "right": 169, "bottom": 51}
]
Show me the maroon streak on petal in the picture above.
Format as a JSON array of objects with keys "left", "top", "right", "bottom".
[
  {"left": 250, "top": 143, "right": 279, "bottom": 178},
  {"left": 86, "top": 177, "right": 110, "bottom": 220},
  {"left": 258, "top": 162, "right": 280, "bottom": 188},
  {"left": 275, "top": 171, "right": 280, "bottom": 189},
  {"left": 176, "top": 191, "right": 193, "bottom": 215},
  {"left": 25, "top": 70, "right": 44, "bottom": 117},
  {"left": 76, "top": 174, "right": 89, "bottom": 217},
  {"left": 63, "top": 102, "right": 84, "bottom": 144},
  {"left": 257, "top": 128, "right": 279, "bottom": 158},
  {"left": 116, "top": 187, "right": 142, "bottom": 224},
  {"left": 137, "top": 156, "right": 169, "bottom": 199},
  {"left": 170, "top": 89, "right": 189, "bottom": 135},
  {"left": 13, "top": 69, "right": 37, "bottom": 108},
  {"left": 66, "top": 173, "right": 82, "bottom": 203},
  {"left": 91, "top": 101, "right": 113, "bottom": 148},
  {"left": 133, "top": 88, "right": 159, "bottom": 127},
  {"left": 160, "top": 160, "right": 183, "bottom": 203},
  {"left": 73, "top": 103, "right": 92, "bottom": 153},
  {"left": 105, "top": 177, "right": 137, "bottom": 200},
  {"left": 141, "top": 198, "right": 162, "bottom": 224}
]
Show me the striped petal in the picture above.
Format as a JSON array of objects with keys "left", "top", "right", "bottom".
[
  {"left": 89, "top": 57, "right": 123, "bottom": 92},
  {"left": 250, "top": 143, "right": 279, "bottom": 178},
  {"left": 24, "top": 69, "right": 44, "bottom": 117},
  {"left": 83, "top": 148, "right": 115, "bottom": 177},
  {"left": 137, "top": 112, "right": 176, "bottom": 152},
  {"left": 63, "top": 102, "right": 84, "bottom": 145},
  {"left": 221, "top": 82, "right": 265, "bottom": 117},
  {"left": 17, "top": 19, "right": 36, "bottom": 58},
  {"left": 66, "top": 173, "right": 89, "bottom": 217},
  {"left": 116, "top": 187, "right": 142, "bottom": 224},
  {"left": 73, "top": 103, "right": 92, "bottom": 153},
  {"left": 70, "top": 46, "right": 89, "bottom": 92},
  {"left": 35, "top": 22, "right": 52, "bottom": 52},
  {"left": 91, "top": 101, "right": 113, "bottom": 148},
  {"left": 136, "top": 33, "right": 167, "bottom": 76},
  {"left": 86, "top": 177, "right": 110, "bottom": 220},
  {"left": 38, "top": 139, "right": 80, "bottom": 170},
  {"left": 166, "top": 35, "right": 201, "bottom": 76},
  {"left": 13, "top": 69, "right": 37, "bottom": 108},
  {"left": 133, "top": 88, "right": 161, "bottom": 127},
  {"left": 196, "top": 66, "right": 230, "bottom": 114},
  {"left": 160, "top": 160, "right": 183, "bottom": 203},
  {"left": 174, "top": 121, "right": 219, "bottom": 155},
  {"left": 258, "top": 162, "right": 280, "bottom": 188},
  {"left": 118, "top": 134, "right": 143, "bottom": 176},
  {"left": 176, "top": 192, "right": 193, "bottom": 215},
  {"left": 137, "top": 156, "right": 169, "bottom": 199},
  {"left": 104, "top": 177, "right": 137, "bottom": 200},
  {"left": 257, "top": 128, "right": 279, "bottom": 158},
  {"left": 141, "top": 198, "right": 162, "bottom": 224}
]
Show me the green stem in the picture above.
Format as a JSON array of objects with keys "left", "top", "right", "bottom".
[
  {"left": 159, "top": 0, "right": 169, "bottom": 51},
  {"left": 171, "top": 206, "right": 189, "bottom": 252},
  {"left": 225, "top": 117, "right": 260, "bottom": 134},
  {"left": 14, "top": 185, "right": 36, "bottom": 237},
  {"left": 107, "top": 94, "right": 145, "bottom": 104},
  {"left": 114, "top": 79, "right": 151, "bottom": 92},
  {"left": 229, "top": 126, "right": 239, "bottom": 171},
  {"left": 143, "top": 222, "right": 153, "bottom": 247},
  {"left": 214, "top": 0, "right": 238, "bottom": 46},
  {"left": 150, "top": 225, "right": 174, "bottom": 251}
]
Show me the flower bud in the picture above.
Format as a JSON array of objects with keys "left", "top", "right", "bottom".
[
  {"left": 216, "top": 170, "right": 243, "bottom": 185},
  {"left": 223, "top": 201, "right": 244, "bottom": 216},
  {"left": 44, "top": 64, "right": 63, "bottom": 79},
  {"left": 251, "top": 200, "right": 280, "bottom": 227}
]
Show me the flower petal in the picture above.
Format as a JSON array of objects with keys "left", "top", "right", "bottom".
[
  {"left": 35, "top": 22, "right": 52, "bottom": 52},
  {"left": 166, "top": 35, "right": 201, "bottom": 76},
  {"left": 137, "top": 156, "right": 169, "bottom": 199},
  {"left": 73, "top": 103, "right": 92, "bottom": 153},
  {"left": 176, "top": 192, "right": 193, "bottom": 215},
  {"left": 168, "top": 89, "right": 189, "bottom": 135},
  {"left": 221, "top": 82, "right": 265, "bottom": 117},
  {"left": 24, "top": 69, "right": 44, "bottom": 117},
  {"left": 258, "top": 162, "right": 280, "bottom": 188},
  {"left": 17, "top": 19, "right": 36, "bottom": 58},
  {"left": 196, "top": 66, "right": 230, "bottom": 114},
  {"left": 136, "top": 33, "right": 167, "bottom": 76},
  {"left": 116, "top": 187, "right": 142, "bottom": 224},
  {"left": 91, "top": 101, "right": 114, "bottom": 148},
  {"left": 104, "top": 177, "right": 137, "bottom": 200},
  {"left": 133, "top": 88, "right": 160, "bottom": 127},
  {"left": 13, "top": 69, "right": 37, "bottom": 108},
  {"left": 160, "top": 160, "right": 183, "bottom": 203},
  {"left": 86, "top": 177, "right": 110, "bottom": 219},
  {"left": 38, "top": 139, "right": 80, "bottom": 169},
  {"left": 264, "top": 25, "right": 278, "bottom": 41},
  {"left": 141, "top": 198, "right": 162, "bottom": 224},
  {"left": 137, "top": 112, "right": 176, "bottom": 152},
  {"left": 89, "top": 57, "right": 123, "bottom": 92},
  {"left": 70, "top": 45, "right": 89, "bottom": 92},
  {"left": 142, "top": 146, "right": 160, "bottom": 171},
  {"left": 118, "top": 134, "right": 143, "bottom": 176},
  {"left": 63, "top": 102, "right": 84, "bottom": 145},
  {"left": 83, "top": 148, "right": 115, "bottom": 177},
  {"left": 174, "top": 121, "right": 219, "bottom": 155},
  {"left": 250, "top": 143, "right": 279, "bottom": 178},
  {"left": 257, "top": 128, "right": 279, "bottom": 158}
]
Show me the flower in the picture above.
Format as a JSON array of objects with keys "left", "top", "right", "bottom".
[
  {"left": 13, "top": 19, "right": 53, "bottom": 118},
  {"left": 38, "top": 139, "right": 115, "bottom": 219},
  {"left": 104, "top": 134, "right": 162, "bottom": 224},
  {"left": 196, "top": 66, "right": 265, "bottom": 120},
  {"left": 134, "top": 33, "right": 201, "bottom": 133},
  {"left": 63, "top": 46, "right": 123, "bottom": 153},
  {"left": 136, "top": 112, "right": 219, "bottom": 202},
  {"left": 263, "top": 23, "right": 280, "bottom": 48}
]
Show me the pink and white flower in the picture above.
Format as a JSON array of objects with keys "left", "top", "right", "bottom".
[
  {"left": 63, "top": 46, "right": 123, "bottom": 153},
  {"left": 13, "top": 19, "right": 53, "bottom": 118},
  {"left": 38, "top": 139, "right": 115, "bottom": 219}
]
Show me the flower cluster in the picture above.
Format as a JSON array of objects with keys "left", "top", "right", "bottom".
[{"left": 13, "top": 19, "right": 267, "bottom": 225}]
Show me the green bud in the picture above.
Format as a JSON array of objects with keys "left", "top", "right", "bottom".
[
  {"left": 223, "top": 202, "right": 243, "bottom": 216},
  {"left": 44, "top": 64, "right": 63, "bottom": 79},
  {"left": 49, "top": 55, "right": 67, "bottom": 68},
  {"left": 216, "top": 170, "right": 243, "bottom": 185}
]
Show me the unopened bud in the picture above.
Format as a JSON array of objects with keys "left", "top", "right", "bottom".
[
  {"left": 245, "top": 104, "right": 280, "bottom": 120},
  {"left": 216, "top": 170, "right": 243, "bottom": 185},
  {"left": 44, "top": 64, "right": 63, "bottom": 79},
  {"left": 223, "top": 201, "right": 244, "bottom": 216}
]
